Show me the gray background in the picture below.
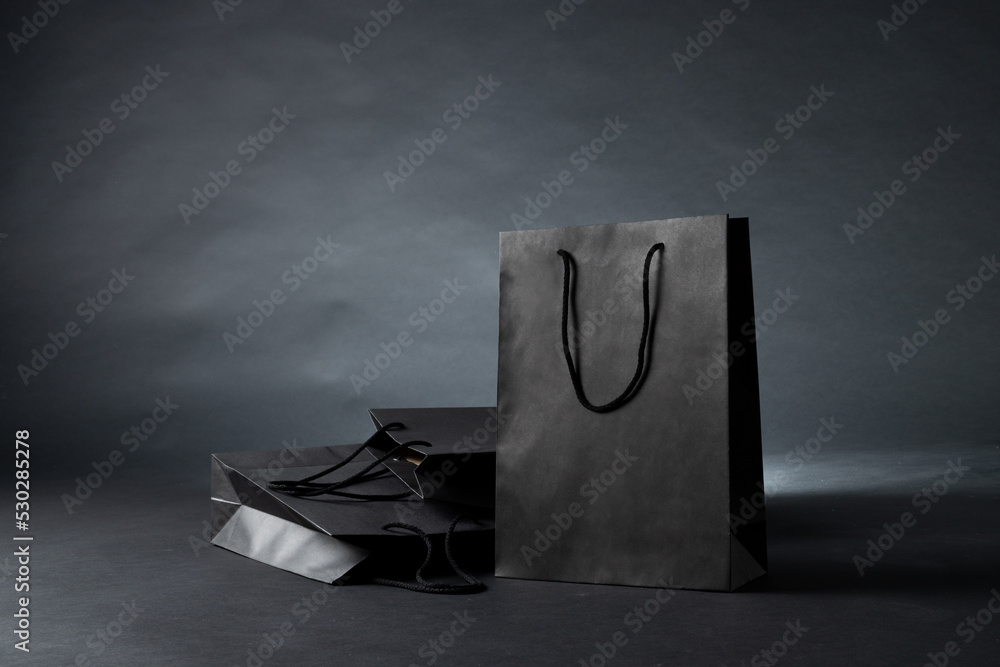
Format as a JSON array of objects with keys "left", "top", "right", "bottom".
[{"left": 1, "top": 1, "right": 998, "bottom": 665}]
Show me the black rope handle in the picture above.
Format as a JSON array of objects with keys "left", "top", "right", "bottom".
[
  {"left": 373, "top": 514, "right": 486, "bottom": 594},
  {"left": 270, "top": 468, "right": 409, "bottom": 500},
  {"left": 557, "top": 242, "right": 664, "bottom": 413},
  {"left": 268, "top": 422, "right": 424, "bottom": 500}
]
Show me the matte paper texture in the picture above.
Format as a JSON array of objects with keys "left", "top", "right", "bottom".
[{"left": 496, "top": 215, "right": 765, "bottom": 590}]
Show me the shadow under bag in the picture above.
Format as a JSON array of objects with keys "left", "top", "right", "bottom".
[{"left": 495, "top": 214, "right": 766, "bottom": 591}]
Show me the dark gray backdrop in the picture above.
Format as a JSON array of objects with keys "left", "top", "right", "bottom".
[{"left": 1, "top": 1, "right": 998, "bottom": 665}]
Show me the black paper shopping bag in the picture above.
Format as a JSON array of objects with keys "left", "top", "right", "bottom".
[
  {"left": 366, "top": 407, "right": 499, "bottom": 509},
  {"left": 211, "top": 437, "right": 492, "bottom": 588},
  {"left": 495, "top": 215, "right": 766, "bottom": 591}
]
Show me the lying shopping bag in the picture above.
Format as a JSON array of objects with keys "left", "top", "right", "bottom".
[
  {"left": 210, "top": 414, "right": 495, "bottom": 592},
  {"left": 365, "top": 407, "right": 499, "bottom": 508},
  {"left": 495, "top": 214, "right": 766, "bottom": 591}
]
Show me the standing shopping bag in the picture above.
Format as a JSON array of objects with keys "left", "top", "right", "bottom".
[{"left": 495, "top": 215, "right": 766, "bottom": 591}]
